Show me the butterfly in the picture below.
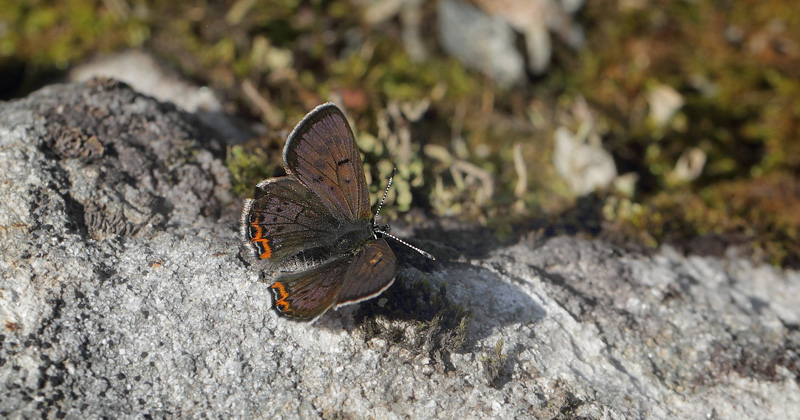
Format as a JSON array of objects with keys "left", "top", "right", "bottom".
[{"left": 241, "top": 103, "right": 431, "bottom": 322}]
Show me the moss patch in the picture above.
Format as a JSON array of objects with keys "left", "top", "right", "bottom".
[{"left": 4, "top": 0, "right": 800, "bottom": 265}]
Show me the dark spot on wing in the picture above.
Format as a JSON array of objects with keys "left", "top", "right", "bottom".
[{"left": 337, "top": 158, "right": 351, "bottom": 166}]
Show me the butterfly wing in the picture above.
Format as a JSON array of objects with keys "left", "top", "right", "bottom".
[
  {"left": 269, "top": 257, "right": 351, "bottom": 321},
  {"left": 282, "top": 103, "right": 371, "bottom": 222},
  {"left": 241, "top": 176, "right": 339, "bottom": 267},
  {"left": 335, "top": 238, "right": 397, "bottom": 307},
  {"left": 269, "top": 239, "right": 396, "bottom": 321}
]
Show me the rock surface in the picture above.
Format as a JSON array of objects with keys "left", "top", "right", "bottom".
[
  {"left": 68, "top": 50, "right": 251, "bottom": 144},
  {"left": 1, "top": 81, "right": 799, "bottom": 418}
]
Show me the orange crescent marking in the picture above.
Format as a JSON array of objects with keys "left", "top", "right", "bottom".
[
  {"left": 270, "top": 282, "right": 289, "bottom": 300},
  {"left": 271, "top": 282, "right": 293, "bottom": 314},
  {"left": 276, "top": 300, "right": 291, "bottom": 312},
  {"left": 250, "top": 223, "right": 272, "bottom": 259},
  {"left": 270, "top": 281, "right": 294, "bottom": 314}
]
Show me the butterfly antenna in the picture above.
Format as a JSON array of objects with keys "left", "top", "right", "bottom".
[
  {"left": 375, "top": 228, "right": 435, "bottom": 260},
  {"left": 372, "top": 167, "right": 435, "bottom": 260},
  {"left": 373, "top": 167, "right": 395, "bottom": 226}
]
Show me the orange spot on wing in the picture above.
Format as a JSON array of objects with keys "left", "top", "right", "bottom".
[
  {"left": 271, "top": 282, "right": 288, "bottom": 299},
  {"left": 250, "top": 222, "right": 272, "bottom": 259},
  {"left": 270, "top": 282, "right": 292, "bottom": 313},
  {"left": 368, "top": 250, "right": 383, "bottom": 266}
]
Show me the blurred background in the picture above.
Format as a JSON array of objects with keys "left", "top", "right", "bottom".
[{"left": 1, "top": 0, "right": 798, "bottom": 266}]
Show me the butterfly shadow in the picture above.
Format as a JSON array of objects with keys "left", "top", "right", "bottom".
[
  {"left": 391, "top": 223, "right": 505, "bottom": 262},
  {"left": 400, "top": 193, "right": 610, "bottom": 261},
  {"left": 314, "top": 242, "right": 547, "bottom": 379}
]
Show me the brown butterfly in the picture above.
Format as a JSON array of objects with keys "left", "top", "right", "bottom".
[{"left": 241, "top": 103, "right": 432, "bottom": 322}]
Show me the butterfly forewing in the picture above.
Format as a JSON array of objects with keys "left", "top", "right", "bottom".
[
  {"left": 242, "top": 177, "right": 338, "bottom": 266},
  {"left": 336, "top": 239, "right": 397, "bottom": 307},
  {"left": 283, "top": 103, "right": 371, "bottom": 222}
]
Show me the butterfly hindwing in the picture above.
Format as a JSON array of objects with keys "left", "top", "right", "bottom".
[
  {"left": 269, "top": 238, "right": 397, "bottom": 321},
  {"left": 282, "top": 103, "right": 371, "bottom": 222},
  {"left": 336, "top": 238, "right": 397, "bottom": 307},
  {"left": 241, "top": 176, "right": 339, "bottom": 267},
  {"left": 269, "top": 256, "right": 351, "bottom": 321}
]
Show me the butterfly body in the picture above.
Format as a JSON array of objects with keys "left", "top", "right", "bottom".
[{"left": 241, "top": 103, "right": 397, "bottom": 322}]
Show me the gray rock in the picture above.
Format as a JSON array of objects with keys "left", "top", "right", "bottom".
[
  {"left": 68, "top": 50, "right": 252, "bottom": 144},
  {"left": 1, "top": 81, "right": 799, "bottom": 418}
]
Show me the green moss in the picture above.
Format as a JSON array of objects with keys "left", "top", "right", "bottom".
[
  {"left": 482, "top": 339, "right": 507, "bottom": 388},
  {"left": 226, "top": 144, "right": 279, "bottom": 197},
  {"left": 559, "top": 0, "right": 800, "bottom": 266},
  {"left": 5, "top": 0, "right": 800, "bottom": 265},
  {"left": 0, "top": 0, "right": 147, "bottom": 96}
]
